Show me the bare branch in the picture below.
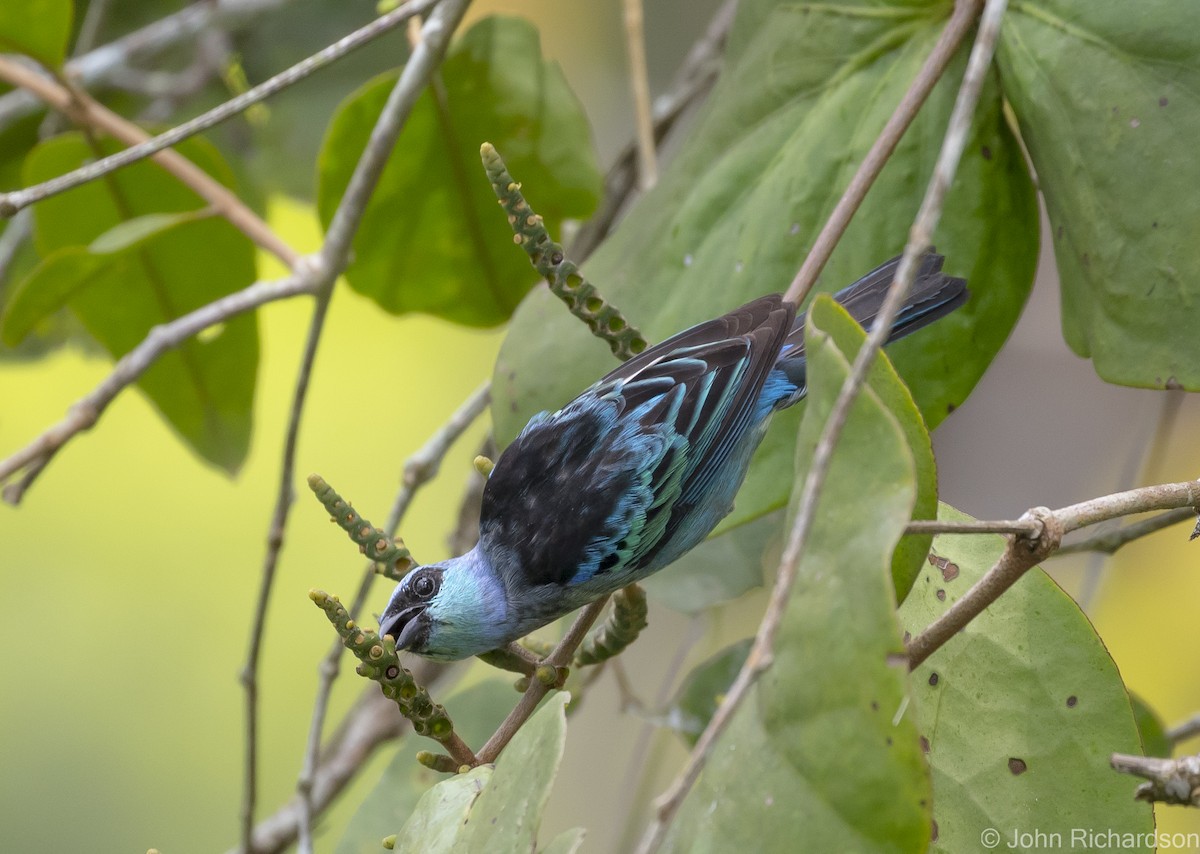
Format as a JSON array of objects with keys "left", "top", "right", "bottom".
[
  {"left": 475, "top": 598, "right": 609, "bottom": 764},
  {"left": 0, "top": 0, "right": 291, "bottom": 131},
  {"left": 0, "top": 0, "right": 439, "bottom": 219},
  {"left": 227, "top": 665, "right": 448, "bottom": 854},
  {"left": 906, "top": 518, "right": 1040, "bottom": 536},
  {"left": 623, "top": 0, "right": 657, "bottom": 189},
  {"left": 0, "top": 58, "right": 298, "bottom": 266},
  {"left": 233, "top": 2, "right": 473, "bottom": 848},
  {"left": 784, "top": 0, "right": 984, "bottom": 305},
  {"left": 0, "top": 271, "right": 317, "bottom": 503},
  {"left": 1111, "top": 752, "right": 1200, "bottom": 807},
  {"left": 1169, "top": 713, "right": 1200, "bottom": 746},
  {"left": 636, "top": 2, "right": 1004, "bottom": 849},
  {"left": 1055, "top": 507, "right": 1196, "bottom": 556},
  {"left": 571, "top": 0, "right": 734, "bottom": 260},
  {"left": 240, "top": 285, "right": 336, "bottom": 854},
  {"left": 906, "top": 479, "right": 1200, "bottom": 669}
]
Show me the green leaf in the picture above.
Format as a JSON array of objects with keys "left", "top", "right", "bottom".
[
  {"left": 17, "top": 133, "right": 258, "bottom": 472},
  {"left": 640, "top": 509, "right": 781, "bottom": 613},
  {"left": 316, "top": 15, "right": 600, "bottom": 328},
  {"left": 662, "top": 638, "right": 752, "bottom": 746},
  {"left": 0, "top": 0, "right": 72, "bottom": 66},
  {"left": 392, "top": 766, "right": 493, "bottom": 854},
  {"left": 1, "top": 248, "right": 105, "bottom": 346},
  {"left": 336, "top": 678, "right": 516, "bottom": 854},
  {"left": 663, "top": 301, "right": 931, "bottom": 852},
  {"left": 89, "top": 210, "right": 215, "bottom": 255},
  {"left": 459, "top": 691, "right": 574, "bottom": 851},
  {"left": 808, "top": 296, "right": 937, "bottom": 602},
  {"left": 1130, "top": 694, "right": 1172, "bottom": 759},
  {"left": 998, "top": 0, "right": 1200, "bottom": 390},
  {"left": 494, "top": 0, "right": 1037, "bottom": 540},
  {"left": 900, "top": 504, "right": 1154, "bottom": 852}
]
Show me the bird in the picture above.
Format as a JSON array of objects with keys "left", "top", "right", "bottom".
[{"left": 380, "top": 253, "right": 968, "bottom": 661}]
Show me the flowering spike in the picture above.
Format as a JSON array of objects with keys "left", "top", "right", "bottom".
[{"left": 480, "top": 142, "right": 648, "bottom": 361}]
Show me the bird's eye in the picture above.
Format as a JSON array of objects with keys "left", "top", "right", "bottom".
[{"left": 411, "top": 572, "right": 437, "bottom": 599}]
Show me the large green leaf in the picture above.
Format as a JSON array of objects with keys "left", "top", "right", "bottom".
[
  {"left": 900, "top": 504, "right": 1153, "bottom": 852},
  {"left": 336, "top": 678, "right": 516, "bottom": 854},
  {"left": 383, "top": 691, "right": 578, "bottom": 853},
  {"left": 316, "top": 15, "right": 600, "bottom": 328},
  {"left": 10, "top": 133, "right": 258, "bottom": 472},
  {"left": 999, "top": 0, "right": 1200, "bottom": 390},
  {"left": 808, "top": 296, "right": 937, "bottom": 601},
  {"left": 494, "top": 0, "right": 1037, "bottom": 538},
  {"left": 0, "top": 0, "right": 72, "bottom": 66},
  {"left": 663, "top": 300, "right": 930, "bottom": 852}
]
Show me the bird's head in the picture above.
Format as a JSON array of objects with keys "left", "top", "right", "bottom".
[{"left": 378, "top": 549, "right": 510, "bottom": 661}]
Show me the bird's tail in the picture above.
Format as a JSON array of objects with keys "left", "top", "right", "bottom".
[{"left": 780, "top": 252, "right": 967, "bottom": 364}]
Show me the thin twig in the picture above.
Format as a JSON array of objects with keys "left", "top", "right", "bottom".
[
  {"left": 636, "top": 3, "right": 1007, "bottom": 850},
  {"left": 0, "top": 0, "right": 439, "bottom": 218},
  {"left": 475, "top": 598, "right": 609, "bottom": 764},
  {"left": 294, "top": 381, "right": 489, "bottom": 847},
  {"left": 1169, "top": 713, "right": 1200, "bottom": 745},
  {"left": 0, "top": 0, "right": 291, "bottom": 131},
  {"left": 571, "top": 0, "right": 734, "bottom": 260},
  {"left": 622, "top": 0, "right": 657, "bottom": 189},
  {"left": 0, "top": 56, "right": 298, "bottom": 267},
  {"left": 1055, "top": 507, "right": 1196, "bottom": 556},
  {"left": 783, "top": 0, "right": 984, "bottom": 305},
  {"left": 906, "top": 479, "right": 1200, "bottom": 669},
  {"left": 226, "top": 670, "right": 446, "bottom": 854},
  {"left": 0, "top": 208, "right": 32, "bottom": 285},
  {"left": 240, "top": 284, "right": 336, "bottom": 854},
  {"left": 234, "top": 2, "right": 472, "bottom": 848},
  {"left": 906, "top": 518, "right": 1040, "bottom": 535},
  {"left": 0, "top": 271, "right": 316, "bottom": 503}
]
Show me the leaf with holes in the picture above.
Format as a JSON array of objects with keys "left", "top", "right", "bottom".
[
  {"left": 663, "top": 302, "right": 930, "bottom": 852},
  {"left": 317, "top": 15, "right": 600, "bottom": 328},
  {"left": 900, "top": 504, "right": 1153, "bottom": 852}
]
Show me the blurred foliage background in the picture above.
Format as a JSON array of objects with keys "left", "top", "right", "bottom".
[{"left": 1, "top": 1, "right": 1199, "bottom": 852}]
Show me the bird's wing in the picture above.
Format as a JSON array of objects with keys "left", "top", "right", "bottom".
[{"left": 480, "top": 295, "right": 795, "bottom": 588}]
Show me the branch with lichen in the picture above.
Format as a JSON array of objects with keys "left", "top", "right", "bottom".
[
  {"left": 480, "top": 142, "right": 648, "bottom": 361},
  {"left": 309, "top": 590, "right": 476, "bottom": 768},
  {"left": 575, "top": 584, "right": 649, "bottom": 666}
]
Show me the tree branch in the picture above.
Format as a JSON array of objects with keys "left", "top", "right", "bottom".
[
  {"left": 1054, "top": 507, "right": 1197, "bottom": 556},
  {"left": 0, "top": 0, "right": 439, "bottom": 222},
  {"left": 0, "top": 271, "right": 317, "bottom": 503},
  {"left": 240, "top": 283, "right": 336, "bottom": 854},
  {"left": 0, "top": 56, "right": 299, "bottom": 268},
  {"left": 906, "top": 479, "right": 1200, "bottom": 669},
  {"left": 622, "top": 0, "right": 657, "bottom": 189},
  {"left": 475, "top": 598, "right": 609, "bottom": 764},
  {"left": 1169, "top": 714, "right": 1200, "bottom": 746},
  {"left": 1110, "top": 753, "right": 1200, "bottom": 807},
  {"left": 233, "top": 1, "right": 473, "bottom": 848},
  {"left": 636, "top": 2, "right": 1005, "bottom": 850}
]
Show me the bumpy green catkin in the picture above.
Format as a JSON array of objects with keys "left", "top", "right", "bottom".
[
  {"left": 310, "top": 589, "right": 457, "bottom": 746},
  {"left": 307, "top": 473, "right": 415, "bottom": 579},
  {"left": 480, "top": 142, "right": 648, "bottom": 362},
  {"left": 575, "top": 584, "right": 649, "bottom": 666}
]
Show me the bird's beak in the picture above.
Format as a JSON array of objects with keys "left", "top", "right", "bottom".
[{"left": 379, "top": 604, "right": 430, "bottom": 651}]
